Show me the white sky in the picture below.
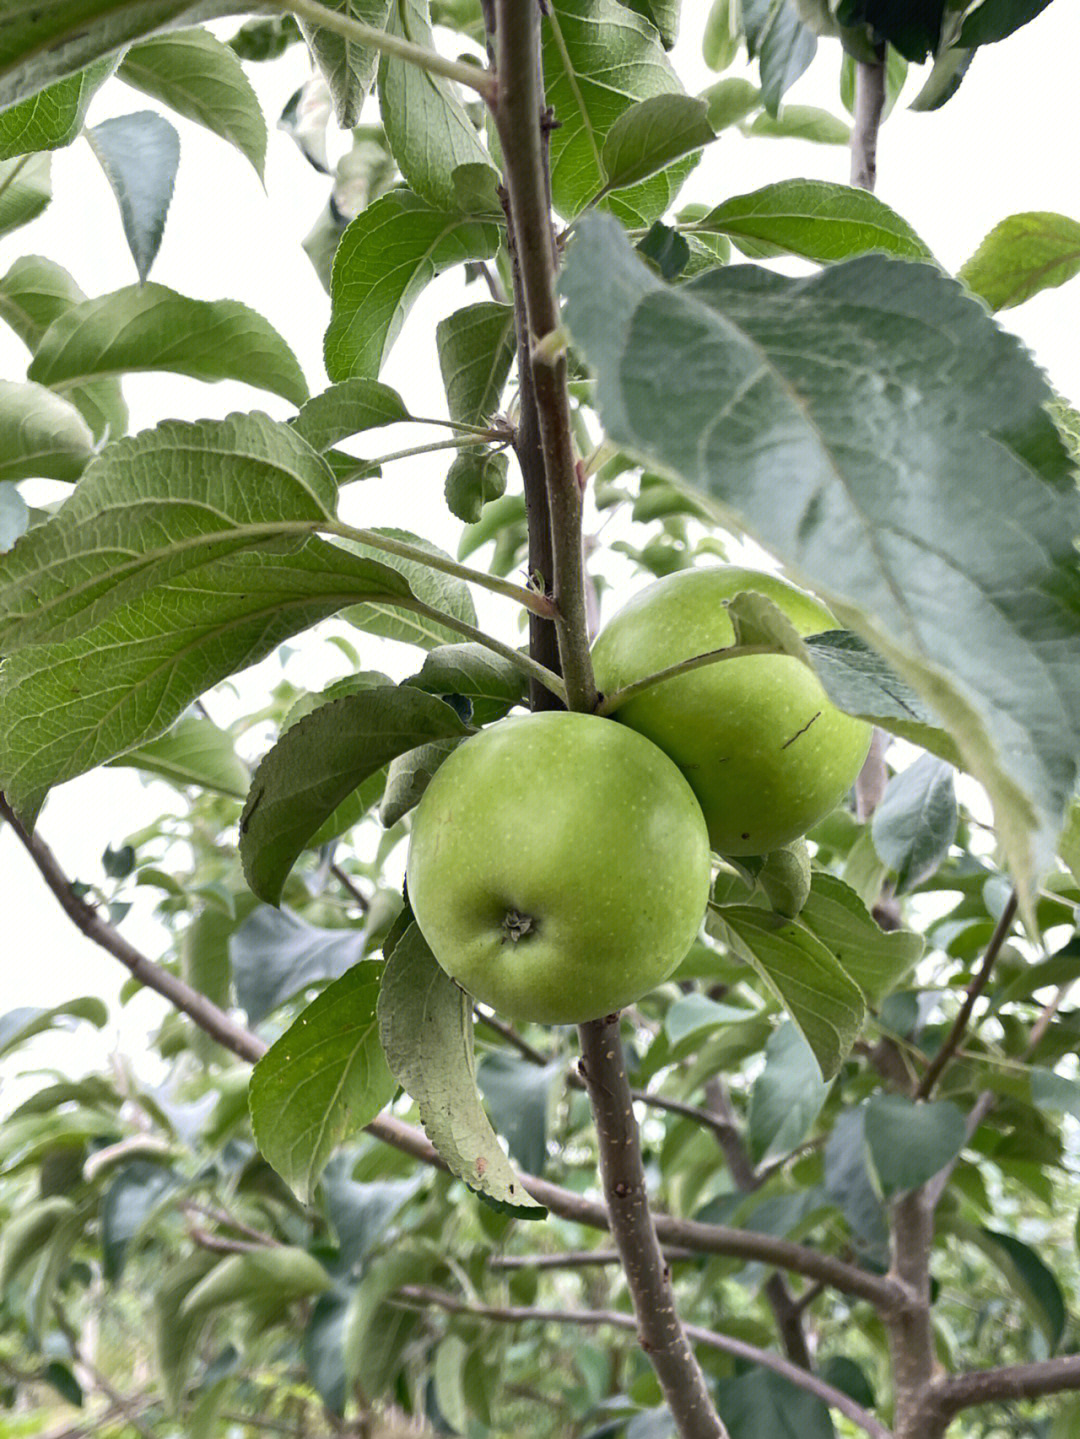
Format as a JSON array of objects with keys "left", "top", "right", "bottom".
[{"left": 1, "top": 3, "right": 1078, "bottom": 1101}]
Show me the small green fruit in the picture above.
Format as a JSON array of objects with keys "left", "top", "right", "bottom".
[{"left": 757, "top": 840, "right": 813, "bottom": 918}]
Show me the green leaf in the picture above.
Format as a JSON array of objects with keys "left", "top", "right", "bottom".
[
  {"left": 342, "top": 1243, "right": 440, "bottom": 1396},
  {"left": 0, "top": 537, "right": 421, "bottom": 826},
  {"left": 976, "top": 1226, "right": 1067, "bottom": 1349},
  {"left": 377, "top": 922, "right": 546, "bottom": 1216},
  {"left": 0, "top": 413, "right": 336, "bottom": 656},
  {"left": 379, "top": 736, "right": 462, "bottom": 827},
  {"left": 871, "top": 754, "right": 958, "bottom": 891},
  {"left": 835, "top": 0, "right": 942, "bottom": 61},
  {"left": 864, "top": 1094, "right": 965, "bottom": 1197},
  {"left": 153, "top": 1253, "right": 219, "bottom": 1412},
  {"left": 405, "top": 643, "right": 527, "bottom": 725},
  {"left": 799, "top": 872, "right": 922, "bottom": 1005},
  {"left": 959, "top": 212, "right": 1080, "bottom": 312},
  {"left": 0, "top": 1196, "right": 76, "bottom": 1290},
  {"left": 378, "top": 0, "right": 494, "bottom": 211},
  {"left": 700, "top": 76, "right": 759, "bottom": 130},
  {"left": 41, "top": 1361, "right": 82, "bottom": 1408},
  {"left": 0, "top": 152, "right": 51, "bottom": 238},
  {"left": 444, "top": 447, "right": 508, "bottom": 523},
  {"left": 325, "top": 189, "right": 501, "bottom": 381},
  {"left": 228, "top": 14, "right": 303, "bottom": 61},
  {"left": 742, "top": 0, "right": 817, "bottom": 115},
  {"left": 717, "top": 1368, "right": 834, "bottom": 1439},
  {"left": 476, "top": 1052, "right": 561, "bottom": 1177},
  {"left": 745, "top": 104, "right": 849, "bottom": 144},
  {"left": 293, "top": 378, "right": 411, "bottom": 451},
  {"left": 86, "top": 112, "right": 179, "bottom": 283},
  {"left": 0, "top": 379, "right": 94, "bottom": 482},
  {"left": 959, "top": 0, "right": 1054, "bottom": 45},
  {"left": 180, "top": 1247, "right": 332, "bottom": 1318},
  {"left": 250, "top": 963, "right": 397, "bottom": 1199},
  {"left": 711, "top": 905, "right": 865, "bottom": 1079},
  {"left": 1031, "top": 1066, "right": 1080, "bottom": 1120},
  {"left": 231, "top": 905, "right": 369, "bottom": 1024},
  {"left": 824, "top": 1106, "right": 888, "bottom": 1257},
  {"left": 301, "top": 0, "right": 390, "bottom": 129},
  {"left": 325, "top": 1168, "right": 421, "bottom": 1267},
  {"left": 703, "top": 0, "right": 738, "bottom": 69},
  {"left": 0, "top": 255, "right": 127, "bottom": 440},
  {"left": 561, "top": 216, "right": 1080, "bottom": 914},
  {"left": 622, "top": 0, "right": 680, "bottom": 47},
  {"left": 343, "top": 527, "right": 479, "bottom": 650},
  {"left": 0, "top": 59, "right": 115, "bottom": 160},
  {"left": 118, "top": 27, "right": 267, "bottom": 176},
  {"left": 695, "top": 180, "right": 931, "bottom": 264},
  {"left": 0, "top": 997, "right": 108, "bottom": 1061},
  {"left": 747, "top": 1021, "right": 827, "bottom": 1163},
  {"left": 542, "top": 0, "right": 693, "bottom": 223},
  {"left": 101, "top": 1160, "right": 180, "bottom": 1280},
  {"left": 908, "top": 43, "right": 974, "bottom": 112},
  {"left": 664, "top": 991, "right": 752, "bottom": 1046},
  {"left": 437, "top": 301, "right": 515, "bottom": 428},
  {"left": 108, "top": 714, "right": 250, "bottom": 797},
  {"left": 29, "top": 284, "right": 308, "bottom": 406},
  {"left": 600, "top": 94, "right": 715, "bottom": 192},
  {"left": 239, "top": 685, "right": 469, "bottom": 904},
  {"left": 304, "top": 1292, "right": 350, "bottom": 1416}
]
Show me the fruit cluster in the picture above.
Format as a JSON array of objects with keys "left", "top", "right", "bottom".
[{"left": 406, "top": 567, "right": 871, "bottom": 1025}]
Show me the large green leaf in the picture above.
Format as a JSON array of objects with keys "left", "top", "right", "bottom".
[
  {"left": 717, "top": 1369, "right": 834, "bottom": 1439},
  {"left": 0, "top": 1196, "right": 76, "bottom": 1290},
  {"left": 239, "top": 685, "right": 470, "bottom": 904},
  {"left": 300, "top": 0, "right": 389, "bottom": 129},
  {"left": 250, "top": 962, "right": 397, "bottom": 1198},
  {"left": 476, "top": 1051, "right": 562, "bottom": 1177},
  {"left": 0, "top": 539, "right": 423, "bottom": 826},
  {"left": 0, "top": 59, "right": 115, "bottom": 159},
  {"left": 293, "top": 378, "right": 411, "bottom": 451},
  {"left": 693, "top": 180, "right": 931, "bottom": 263},
  {"left": 562, "top": 216, "right": 1080, "bottom": 910},
  {"left": 0, "top": 153, "right": 51, "bottom": 237},
  {"left": 600, "top": 94, "right": 715, "bottom": 192},
  {"left": 87, "top": 111, "right": 180, "bottom": 283},
  {"left": 959, "top": 211, "right": 1080, "bottom": 312},
  {"left": 864, "top": 1094, "right": 965, "bottom": 1197},
  {"left": 231, "top": 904, "right": 369, "bottom": 1024},
  {"left": 0, "top": 255, "right": 127, "bottom": 439},
  {"left": 711, "top": 904, "right": 865, "bottom": 1078},
  {"left": 118, "top": 27, "right": 267, "bottom": 176},
  {"left": 542, "top": 0, "right": 693, "bottom": 223},
  {"left": 0, "top": 379, "right": 94, "bottom": 482},
  {"left": 376, "top": 922, "right": 546, "bottom": 1217},
  {"left": 29, "top": 284, "right": 308, "bottom": 405},
  {"left": 325, "top": 189, "right": 501, "bottom": 381},
  {"left": 378, "top": 0, "right": 494, "bottom": 211},
  {"left": 871, "top": 753, "right": 958, "bottom": 891},
  {"left": 436, "top": 301, "right": 515, "bottom": 428},
  {"left": 798, "top": 872, "right": 922, "bottom": 1005},
  {"left": 0, "top": 413, "right": 336, "bottom": 655}
]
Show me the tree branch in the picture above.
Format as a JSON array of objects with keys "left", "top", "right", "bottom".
[
  {"left": 394, "top": 1286, "right": 894, "bottom": 1439},
  {"left": 280, "top": 0, "right": 495, "bottom": 99},
  {"left": 915, "top": 890, "right": 1018, "bottom": 1099},
  {"left": 490, "top": 1246, "right": 699, "bottom": 1270},
  {"left": 850, "top": 53, "right": 886, "bottom": 192},
  {"left": 3, "top": 798, "right": 902, "bottom": 1313},
  {"left": 931, "top": 1354, "right": 1080, "bottom": 1416},
  {"left": 577, "top": 1016, "right": 727, "bottom": 1439}
]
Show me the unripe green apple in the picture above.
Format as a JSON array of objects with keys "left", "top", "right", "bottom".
[
  {"left": 406, "top": 711, "right": 711, "bottom": 1025},
  {"left": 591, "top": 566, "right": 872, "bottom": 855}
]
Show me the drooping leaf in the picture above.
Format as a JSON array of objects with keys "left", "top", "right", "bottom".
[
  {"left": 798, "top": 872, "right": 923, "bottom": 1005},
  {"left": 959, "top": 211, "right": 1080, "bottom": 312},
  {"left": 562, "top": 216, "right": 1080, "bottom": 913},
  {"left": 0, "top": 1196, "right": 76, "bottom": 1291},
  {"left": 250, "top": 963, "right": 397, "bottom": 1198},
  {"left": 377, "top": 0, "right": 494, "bottom": 210},
  {"left": 0, "top": 379, "right": 94, "bottom": 482},
  {"left": 744, "top": 104, "right": 849, "bottom": 144},
  {"left": 742, "top": 0, "right": 817, "bottom": 114},
  {"left": 108, "top": 714, "right": 250, "bottom": 797},
  {"left": 300, "top": 0, "right": 390, "bottom": 129},
  {"left": 694, "top": 180, "right": 931, "bottom": 264},
  {"left": 29, "top": 284, "right": 308, "bottom": 405},
  {"left": 377, "top": 923, "right": 546, "bottom": 1216},
  {"left": 711, "top": 904, "right": 866, "bottom": 1078},
  {"left": 293, "top": 378, "right": 411, "bottom": 451},
  {"left": 404, "top": 643, "right": 527, "bottom": 725},
  {"left": 240, "top": 686, "right": 470, "bottom": 904},
  {"left": 342, "top": 1242, "right": 440, "bottom": 1396},
  {"left": 231, "top": 905, "right": 370, "bottom": 1025},
  {"left": 703, "top": 0, "right": 738, "bottom": 69},
  {"left": 86, "top": 111, "right": 179, "bottom": 283},
  {"left": 152, "top": 1252, "right": 219, "bottom": 1412},
  {"left": 622, "top": 0, "right": 680, "bottom": 47},
  {"left": 908, "top": 43, "right": 974, "bottom": 112},
  {"left": 444, "top": 447, "right": 508, "bottom": 523},
  {"left": 379, "top": 736, "right": 462, "bottom": 827},
  {"left": 437, "top": 301, "right": 515, "bottom": 428},
  {"left": 700, "top": 76, "right": 760, "bottom": 130},
  {"left": 958, "top": 0, "right": 1054, "bottom": 45},
  {"left": 325, "top": 189, "right": 501, "bottom": 381},
  {"left": 600, "top": 94, "right": 715, "bottom": 192},
  {"left": 304, "top": 1292, "right": 350, "bottom": 1416},
  {"left": 541, "top": 0, "right": 693, "bottom": 223},
  {"left": 0, "top": 255, "right": 127, "bottom": 440},
  {"left": 0, "top": 59, "right": 115, "bottom": 160},
  {"left": 864, "top": 1093, "right": 965, "bottom": 1197},
  {"left": 180, "top": 1247, "right": 332, "bottom": 1318},
  {"left": 871, "top": 753, "right": 958, "bottom": 891},
  {"left": 974, "top": 1226, "right": 1067, "bottom": 1349},
  {"left": 747, "top": 1020, "right": 827, "bottom": 1162},
  {"left": 0, "top": 153, "right": 51, "bottom": 237},
  {"left": 118, "top": 27, "right": 267, "bottom": 176}
]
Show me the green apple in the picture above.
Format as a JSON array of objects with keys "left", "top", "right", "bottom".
[
  {"left": 405, "top": 710, "right": 710, "bottom": 1025},
  {"left": 591, "top": 566, "right": 872, "bottom": 856}
]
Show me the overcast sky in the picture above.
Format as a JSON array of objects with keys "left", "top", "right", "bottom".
[{"left": 1, "top": 3, "right": 1077, "bottom": 1101}]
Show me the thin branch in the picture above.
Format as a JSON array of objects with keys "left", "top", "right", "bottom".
[
  {"left": 931, "top": 1354, "right": 1080, "bottom": 1416},
  {"left": 394, "top": 1286, "right": 893, "bottom": 1439},
  {"left": 490, "top": 1246, "right": 699, "bottom": 1270},
  {"left": 279, "top": 0, "right": 495, "bottom": 98},
  {"left": 595, "top": 644, "right": 782, "bottom": 716},
  {"left": 474, "top": 1006, "right": 549, "bottom": 1064},
  {"left": 850, "top": 53, "right": 886, "bottom": 192},
  {"left": 577, "top": 1015, "right": 727, "bottom": 1439},
  {"left": 4, "top": 801, "right": 903, "bottom": 1312},
  {"left": 916, "top": 890, "right": 1018, "bottom": 1099},
  {"left": 336, "top": 431, "right": 501, "bottom": 481},
  {"left": 329, "top": 861, "right": 369, "bottom": 914}
]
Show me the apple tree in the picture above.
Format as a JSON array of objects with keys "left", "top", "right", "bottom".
[{"left": 2, "top": 2, "right": 1080, "bottom": 1437}]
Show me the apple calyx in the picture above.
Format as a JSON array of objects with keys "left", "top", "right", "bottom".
[{"left": 502, "top": 909, "right": 537, "bottom": 943}]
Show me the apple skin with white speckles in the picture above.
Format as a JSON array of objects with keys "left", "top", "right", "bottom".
[
  {"left": 405, "top": 711, "right": 711, "bottom": 1026},
  {"left": 591, "top": 567, "right": 872, "bottom": 856}
]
